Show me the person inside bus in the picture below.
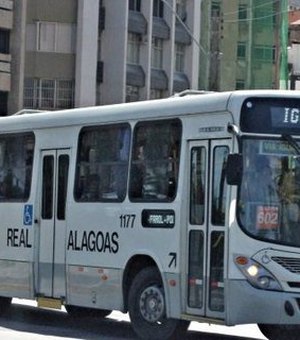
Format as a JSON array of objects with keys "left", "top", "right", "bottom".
[
  {"left": 83, "top": 173, "right": 100, "bottom": 201},
  {"left": 129, "top": 142, "right": 145, "bottom": 199},
  {"left": 240, "top": 154, "right": 279, "bottom": 237},
  {"left": 241, "top": 155, "right": 278, "bottom": 204},
  {"left": 278, "top": 157, "right": 300, "bottom": 243}
]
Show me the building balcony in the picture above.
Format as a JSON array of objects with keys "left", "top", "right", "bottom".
[{"left": 0, "top": 0, "right": 13, "bottom": 29}]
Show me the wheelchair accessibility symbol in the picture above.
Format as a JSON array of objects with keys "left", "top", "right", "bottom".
[{"left": 23, "top": 204, "right": 33, "bottom": 226}]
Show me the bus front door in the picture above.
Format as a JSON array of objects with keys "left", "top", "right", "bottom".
[
  {"left": 186, "top": 140, "right": 229, "bottom": 320},
  {"left": 38, "top": 149, "right": 70, "bottom": 299}
]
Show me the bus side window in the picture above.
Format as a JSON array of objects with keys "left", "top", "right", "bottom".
[
  {"left": 0, "top": 133, "right": 34, "bottom": 201},
  {"left": 129, "top": 119, "right": 182, "bottom": 201},
  {"left": 212, "top": 146, "right": 229, "bottom": 226},
  {"left": 74, "top": 124, "right": 131, "bottom": 202},
  {"left": 190, "top": 147, "right": 206, "bottom": 225}
]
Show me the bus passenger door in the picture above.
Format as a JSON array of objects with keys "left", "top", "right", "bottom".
[
  {"left": 186, "top": 140, "right": 229, "bottom": 320},
  {"left": 38, "top": 149, "right": 70, "bottom": 299}
]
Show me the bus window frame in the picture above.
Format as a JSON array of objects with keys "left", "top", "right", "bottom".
[
  {"left": 74, "top": 123, "right": 131, "bottom": 203},
  {"left": 129, "top": 118, "right": 182, "bottom": 203},
  {"left": 0, "top": 132, "right": 35, "bottom": 203}
]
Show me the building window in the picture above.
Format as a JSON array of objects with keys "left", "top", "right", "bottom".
[
  {"left": 57, "top": 80, "right": 75, "bottom": 109},
  {"left": 127, "top": 33, "right": 141, "bottom": 64},
  {"left": 150, "top": 89, "right": 164, "bottom": 99},
  {"left": 41, "top": 79, "right": 55, "bottom": 108},
  {"left": 36, "top": 22, "right": 75, "bottom": 53},
  {"left": 254, "top": 6, "right": 276, "bottom": 28},
  {"left": 237, "top": 42, "right": 246, "bottom": 59},
  {"left": 236, "top": 79, "right": 245, "bottom": 89},
  {"left": 152, "top": 37, "right": 163, "bottom": 69},
  {"left": 0, "top": 91, "right": 8, "bottom": 116},
  {"left": 37, "top": 22, "right": 56, "bottom": 52},
  {"left": 253, "top": 45, "right": 275, "bottom": 63},
  {"left": 211, "top": 1, "right": 221, "bottom": 17},
  {"left": 129, "top": 0, "right": 141, "bottom": 12},
  {"left": 126, "top": 85, "right": 140, "bottom": 102},
  {"left": 0, "top": 29, "right": 10, "bottom": 54},
  {"left": 175, "top": 43, "right": 185, "bottom": 72},
  {"left": 24, "top": 78, "right": 74, "bottom": 110},
  {"left": 176, "top": 0, "right": 187, "bottom": 21},
  {"left": 153, "top": 0, "right": 164, "bottom": 18},
  {"left": 238, "top": 4, "right": 247, "bottom": 20}
]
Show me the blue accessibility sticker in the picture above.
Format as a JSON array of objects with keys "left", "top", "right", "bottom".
[{"left": 23, "top": 204, "right": 33, "bottom": 226}]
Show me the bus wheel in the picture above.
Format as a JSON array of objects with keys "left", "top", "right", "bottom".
[
  {"left": 0, "top": 297, "right": 11, "bottom": 315},
  {"left": 65, "top": 305, "right": 111, "bottom": 318},
  {"left": 258, "top": 324, "right": 300, "bottom": 340},
  {"left": 128, "top": 267, "right": 189, "bottom": 340}
]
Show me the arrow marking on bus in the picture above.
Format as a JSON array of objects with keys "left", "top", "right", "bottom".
[{"left": 168, "top": 252, "right": 177, "bottom": 268}]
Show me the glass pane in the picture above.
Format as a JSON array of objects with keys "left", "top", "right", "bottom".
[
  {"left": 40, "top": 79, "right": 55, "bottom": 109},
  {"left": 188, "top": 230, "right": 204, "bottom": 308},
  {"left": 238, "top": 138, "right": 300, "bottom": 246},
  {"left": 129, "top": 119, "right": 181, "bottom": 201},
  {"left": 57, "top": 155, "right": 69, "bottom": 220},
  {"left": 211, "top": 146, "right": 229, "bottom": 225},
  {"left": 38, "top": 22, "right": 55, "bottom": 52},
  {"left": 209, "top": 231, "right": 224, "bottom": 312},
  {"left": 42, "top": 156, "right": 54, "bottom": 219},
  {"left": 56, "top": 80, "right": 74, "bottom": 109},
  {"left": 190, "top": 147, "right": 206, "bottom": 225},
  {"left": 127, "top": 33, "right": 140, "bottom": 64},
  {"left": 0, "top": 133, "right": 34, "bottom": 201},
  {"left": 75, "top": 124, "right": 131, "bottom": 202}
]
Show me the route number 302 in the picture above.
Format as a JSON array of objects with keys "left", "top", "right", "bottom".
[{"left": 119, "top": 214, "right": 136, "bottom": 228}]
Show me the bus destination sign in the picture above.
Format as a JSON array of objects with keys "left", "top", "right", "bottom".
[
  {"left": 142, "top": 209, "right": 175, "bottom": 228},
  {"left": 241, "top": 98, "right": 300, "bottom": 134},
  {"left": 271, "top": 107, "right": 300, "bottom": 129}
]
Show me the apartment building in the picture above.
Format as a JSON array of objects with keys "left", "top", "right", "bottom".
[
  {"left": 102, "top": 0, "right": 200, "bottom": 104},
  {"left": 199, "top": 0, "right": 288, "bottom": 91},
  {"left": 1, "top": 0, "right": 200, "bottom": 115},
  {"left": 0, "top": 0, "right": 13, "bottom": 115}
]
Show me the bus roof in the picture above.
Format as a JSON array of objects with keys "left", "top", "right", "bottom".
[{"left": 1, "top": 90, "right": 300, "bottom": 133}]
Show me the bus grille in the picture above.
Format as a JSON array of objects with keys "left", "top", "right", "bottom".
[{"left": 272, "top": 257, "right": 300, "bottom": 274}]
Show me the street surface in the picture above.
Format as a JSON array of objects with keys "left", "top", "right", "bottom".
[{"left": 0, "top": 299, "right": 267, "bottom": 339}]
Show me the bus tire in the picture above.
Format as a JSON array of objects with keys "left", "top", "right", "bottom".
[
  {"left": 128, "top": 267, "right": 189, "bottom": 340},
  {"left": 65, "top": 305, "right": 111, "bottom": 318},
  {"left": 0, "top": 297, "right": 11, "bottom": 315},
  {"left": 258, "top": 324, "right": 300, "bottom": 340}
]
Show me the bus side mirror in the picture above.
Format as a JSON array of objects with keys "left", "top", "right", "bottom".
[{"left": 226, "top": 153, "right": 243, "bottom": 185}]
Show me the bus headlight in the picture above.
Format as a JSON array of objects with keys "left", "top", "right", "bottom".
[{"left": 235, "top": 255, "right": 282, "bottom": 291}]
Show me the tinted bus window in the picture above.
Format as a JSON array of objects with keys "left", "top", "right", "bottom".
[
  {"left": 75, "top": 124, "right": 131, "bottom": 202},
  {"left": 190, "top": 147, "right": 206, "bottom": 225},
  {"left": 42, "top": 155, "right": 54, "bottom": 219},
  {"left": 129, "top": 119, "right": 182, "bottom": 201},
  {"left": 211, "top": 146, "right": 228, "bottom": 226},
  {"left": 0, "top": 133, "right": 34, "bottom": 201},
  {"left": 57, "top": 155, "right": 69, "bottom": 220}
]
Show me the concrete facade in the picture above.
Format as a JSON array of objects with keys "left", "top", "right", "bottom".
[
  {"left": 199, "top": 0, "right": 285, "bottom": 91},
  {"left": 1, "top": 0, "right": 200, "bottom": 115}
]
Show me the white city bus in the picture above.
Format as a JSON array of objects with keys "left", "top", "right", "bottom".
[{"left": 0, "top": 90, "right": 300, "bottom": 339}]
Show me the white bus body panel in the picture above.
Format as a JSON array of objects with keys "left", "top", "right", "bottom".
[{"left": 0, "top": 90, "right": 299, "bottom": 328}]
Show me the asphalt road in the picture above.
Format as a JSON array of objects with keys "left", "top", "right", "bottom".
[{"left": 0, "top": 299, "right": 266, "bottom": 340}]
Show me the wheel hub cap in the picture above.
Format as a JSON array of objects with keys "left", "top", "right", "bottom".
[{"left": 139, "top": 286, "right": 165, "bottom": 323}]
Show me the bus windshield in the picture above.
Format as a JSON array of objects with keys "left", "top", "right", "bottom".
[{"left": 238, "top": 137, "right": 300, "bottom": 247}]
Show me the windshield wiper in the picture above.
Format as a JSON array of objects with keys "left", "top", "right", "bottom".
[{"left": 282, "top": 134, "right": 300, "bottom": 155}]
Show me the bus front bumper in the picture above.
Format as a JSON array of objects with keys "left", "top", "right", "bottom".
[{"left": 227, "top": 279, "right": 300, "bottom": 326}]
